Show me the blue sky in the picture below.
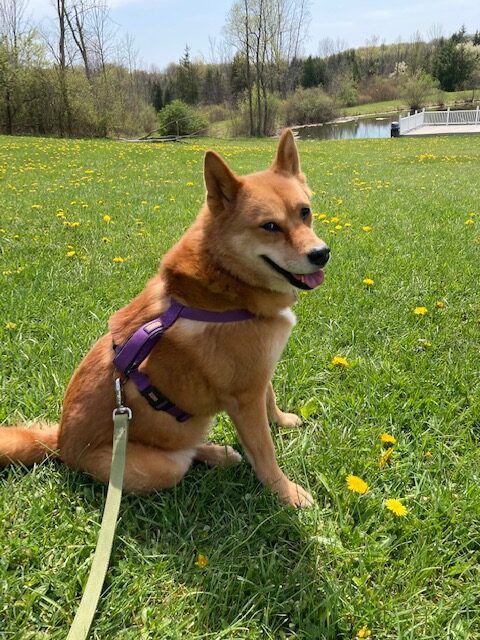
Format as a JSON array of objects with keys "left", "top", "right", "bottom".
[{"left": 30, "top": 0, "right": 479, "bottom": 69}]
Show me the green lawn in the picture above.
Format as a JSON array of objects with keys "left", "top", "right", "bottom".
[
  {"left": 1, "top": 134, "right": 479, "bottom": 639},
  {"left": 343, "top": 89, "right": 479, "bottom": 117}
]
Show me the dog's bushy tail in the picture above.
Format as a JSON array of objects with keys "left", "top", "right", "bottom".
[{"left": 0, "top": 424, "right": 59, "bottom": 467}]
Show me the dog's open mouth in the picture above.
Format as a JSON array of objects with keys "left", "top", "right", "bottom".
[{"left": 261, "top": 256, "right": 325, "bottom": 290}]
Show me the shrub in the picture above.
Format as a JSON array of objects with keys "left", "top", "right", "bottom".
[
  {"left": 283, "top": 87, "right": 337, "bottom": 126},
  {"left": 157, "top": 100, "right": 208, "bottom": 136},
  {"left": 229, "top": 90, "right": 281, "bottom": 137},
  {"left": 401, "top": 72, "right": 438, "bottom": 111}
]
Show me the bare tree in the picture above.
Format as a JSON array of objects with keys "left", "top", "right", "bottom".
[{"left": 225, "top": 0, "right": 311, "bottom": 136}]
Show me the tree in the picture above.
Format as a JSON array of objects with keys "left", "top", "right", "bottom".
[
  {"left": 225, "top": 0, "right": 311, "bottom": 136},
  {"left": 301, "top": 55, "right": 326, "bottom": 88},
  {"left": 175, "top": 45, "right": 200, "bottom": 104},
  {"left": 433, "top": 38, "right": 477, "bottom": 91}
]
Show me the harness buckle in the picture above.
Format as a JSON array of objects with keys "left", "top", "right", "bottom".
[{"left": 140, "top": 384, "right": 174, "bottom": 411}]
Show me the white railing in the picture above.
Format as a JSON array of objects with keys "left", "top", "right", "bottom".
[{"left": 399, "top": 106, "right": 480, "bottom": 134}]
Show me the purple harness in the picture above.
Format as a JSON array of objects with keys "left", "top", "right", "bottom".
[{"left": 113, "top": 297, "right": 254, "bottom": 422}]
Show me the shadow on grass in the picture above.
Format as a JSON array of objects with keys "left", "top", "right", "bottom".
[{"left": 57, "top": 459, "right": 343, "bottom": 639}]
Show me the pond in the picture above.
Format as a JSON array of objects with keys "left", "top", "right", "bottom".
[{"left": 294, "top": 114, "right": 400, "bottom": 141}]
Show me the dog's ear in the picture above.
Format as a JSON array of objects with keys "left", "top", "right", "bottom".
[
  {"left": 272, "top": 128, "right": 301, "bottom": 176},
  {"left": 204, "top": 151, "right": 241, "bottom": 212}
]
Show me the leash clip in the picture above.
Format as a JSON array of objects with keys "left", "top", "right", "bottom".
[{"left": 113, "top": 377, "right": 132, "bottom": 419}]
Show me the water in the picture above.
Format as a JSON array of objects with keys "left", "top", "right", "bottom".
[
  {"left": 294, "top": 114, "right": 400, "bottom": 141},
  {"left": 294, "top": 105, "right": 478, "bottom": 141}
]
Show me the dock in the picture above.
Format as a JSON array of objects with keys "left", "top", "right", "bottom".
[{"left": 399, "top": 107, "right": 480, "bottom": 137}]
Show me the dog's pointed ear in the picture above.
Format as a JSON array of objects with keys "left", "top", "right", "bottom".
[
  {"left": 204, "top": 151, "right": 241, "bottom": 211},
  {"left": 272, "top": 128, "right": 301, "bottom": 176}
]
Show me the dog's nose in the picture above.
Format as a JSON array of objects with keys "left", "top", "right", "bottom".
[{"left": 307, "top": 246, "right": 330, "bottom": 267}]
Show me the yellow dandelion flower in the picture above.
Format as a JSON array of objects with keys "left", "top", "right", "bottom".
[
  {"left": 335, "top": 224, "right": 343, "bottom": 230},
  {"left": 186, "top": 181, "right": 194, "bottom": 187},
  {"left": 356, "top": 625, "right": 372, "bottom": 639},
  {"left": 318, "top": 213, "right": 327, "bottom": 220},
  {"left": 5, "top": 321, "right": 17, "bottom": 329},
  {"left": 380, "top": 433, "right": 396, "bottom": 444},
  {"left": 101, "top": 237, "right": 111, "bottom": 243},
  {"left": 331, "top": 355, "right": 349, "bottom": 367},
  {"left": 56, "top": 211, "right": 65, "bottom": 218},
  {"left": 195, "top": 553, "right": 208, "bottom": 568},
  {"left": 31, "top": 204, "right": 41, "bottom": 209},
  {"left": 346, "top": 474, "right": 368, "bottom": 494},
  {"left": 435, "top": 300, "right": 445, "bottom": 309},
  {"left": 379, "top": 447, "right": 393, "bottom": 468},
  {"left": 66, "top": 250, "right": 76, "bottom": 257},
  {"left": 362, "top": 225, "right": 372, "bottom": 232},
  {"left": 414, "top": 306, "right": 428, "bottom": 315},
  {"left": 385, "top": 498, "right": 408, "bottom": 516},
  {"left": 113, "top": 256, "right": 125, "bottom": 263},
  {"left": 153, "top": 204, "right": 161, "bottom": 210},
  {"left": 363, "top": 277, "right": 374, "bottom": 286},
  {"left": 331, "top": 216, "right": 339, "bottom": 223},
  {"left": 465, "top": 219, "right": 475, "bottom": 225},
  {"left": 103, "top": 214, "right": 112, "bottom": 223},
  {"left": 424, "top": 451, "right": 432, "bottom": 459}
]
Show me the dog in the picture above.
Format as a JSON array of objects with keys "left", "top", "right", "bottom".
[{"left": 0, "top": 129, "right": 330, "bottom": 508}]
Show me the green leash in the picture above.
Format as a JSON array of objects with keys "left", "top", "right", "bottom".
[{"left": 67, "top": 381, "right": 131, "bottom": 640}]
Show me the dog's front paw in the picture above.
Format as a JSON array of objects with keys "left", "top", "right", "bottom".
[
  {"left": 279, "top": 480, "right": 314, "bottom": 508},
  {"left": 276, "top": 411, "right": 302, "bottom": 429}
]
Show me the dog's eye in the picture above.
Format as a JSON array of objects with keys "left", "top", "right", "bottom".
[
  {"left": 300, "top": 207, "right": 311, "bottom": 220},
  {"left": 261, "top": 222, "right": 281, "bottom": 232}
]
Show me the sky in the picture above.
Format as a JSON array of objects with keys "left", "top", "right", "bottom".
[{"left": 28, "top": 0, "right": 479, "bottom": 70}]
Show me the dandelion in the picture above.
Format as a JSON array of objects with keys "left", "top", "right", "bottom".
[
  {"left": 101, "top": 237, "right": 111, "bottom": 243},
  {"left": 113, "top": 256, "right": 125, "bottom": 263},
  {"left": 331, "top": 216, "right": 339, "bottom": 223},
  {"left": 335, "top": 224, "right": 343, "bottom": 230},
  {"left": 362, "top": 225, "right": 371, "bottom": 232},
  {"left": 414, "top": 307, "right": 428, "bottom": 315},
  {"left": 5, "top": 321, "right": 17, "bottom": 329},
  {"left": 356, "top": 625, "right": 372, "bottom": 639},
  {"left": 346, "top": 474, "right": 368, "bottom": 494},
  {"left": 379, "top": 447, "right": 393, "bottom": 468},
  {"left": 153, "top": 204, "right": 161, "bottom": 210},
  {"left": 31, "top": 204, "right": 41, "bottom": 209},
  {"left": 103, "top": 214, "right": 112, "bottom": 223},
  {"left": 385, "top": 498, "right": 408, "bottom": 516},
  {"left": 195, "top": 553, "right": 208, "bottom": 568},
  {"left": 465, "top": 219, "right": 475, "bottom": 225},
  {"left": 380, "top": 433, "right": 396, "bottom": 445},
  {"left": 331, "top": 355, "right": 349, "bottom": 367},
  {"left": 363, "top": 277, "right": 374, "bottom": 286},
  {"left": 66, "top": 250, "right": 76, "bottom": 257},
  {"left": 318, "top": 213, "right": 327, "bottom": 220},
  {"left": 186, "top": 181, "right": 194, "bottom": 187}
]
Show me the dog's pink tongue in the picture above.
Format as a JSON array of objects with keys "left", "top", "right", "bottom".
[{"left": 296, "top": 270, "right": 325, "bottom": 289}]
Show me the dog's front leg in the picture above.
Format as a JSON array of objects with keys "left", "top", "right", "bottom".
[
  {"left": 266, "top": 382, "right": 302, "bottom": 428},
  {"left": 226, "top": 392, "right": 314, "bottom": 508}
]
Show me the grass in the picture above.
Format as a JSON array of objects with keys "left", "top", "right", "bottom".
[
  {"left": 1, "top": 133, "right": 479, "bottom": 639},
  {"left": 342, "top": 89, "right": 479, "bottom": 117}
]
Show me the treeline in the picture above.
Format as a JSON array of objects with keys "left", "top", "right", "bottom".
[{"left": 0, "top": 0, "right": 479, "bottom": 138}]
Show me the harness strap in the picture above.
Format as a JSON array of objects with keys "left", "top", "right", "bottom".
[{"left": 113, "top": 298, "right": 254, "bottom": 422}]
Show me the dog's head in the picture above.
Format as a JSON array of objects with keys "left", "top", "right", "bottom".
[{"left": 203, "top": 129, "right": 330, "bottom": 294}]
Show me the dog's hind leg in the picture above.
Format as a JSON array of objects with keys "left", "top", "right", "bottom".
[
  {"left": 266, "top": 383, "right": 302, "bottom": 428},
  {"left": 65, "top": 443, "right": 195, "bottom": 494},
  {"left": 194, "top": 443, "right": 242, "bottom": 467}
]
